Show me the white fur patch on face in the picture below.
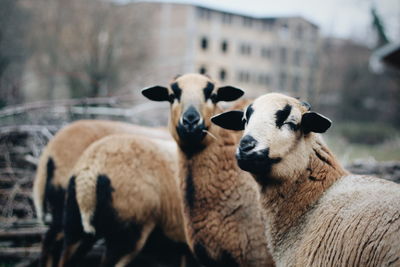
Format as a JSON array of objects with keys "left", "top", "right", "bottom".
[
  {"left": 173, "top": 74, "right": 215, "bottom": 115},
  {"left": 243, "top": 93, "right": 304, "bottom": 158}
]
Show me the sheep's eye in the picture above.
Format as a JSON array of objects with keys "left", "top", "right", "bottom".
[{"left": 283, "top": 121, "right": 299, "bottom": 131}]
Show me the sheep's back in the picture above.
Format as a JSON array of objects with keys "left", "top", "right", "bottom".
[
  {"left": 47, "top": 120, "right": 171, "bottom": 189},
  {"left": 294, "top": 175, "right": 400, "bottom": 267},
  {"left": 73, "top": 134, "right": 177, "bottom": 224}
]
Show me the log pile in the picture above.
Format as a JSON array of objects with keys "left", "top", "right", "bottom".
[{"left": 347, "top": 159, "right": 400, "bottom": 183}]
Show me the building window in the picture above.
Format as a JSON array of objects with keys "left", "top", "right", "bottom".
[
  {"left": 279, "top": 22, "right": 289, "bottom": 39},
  {"left": 310, "top": 28, "right": 318, "bottom": 41},
  {"left": 243, "top": 17, "right": 253, "bottom": 27},
  {"left": 261, "top": 47, "right": 271, "bottom": 59},
  {"left": 296, "top": 25, "right": 304, "bottom": 40},
  {"left": 280, "top": 47, "right": 287, "bottom": 64},
  {"left": 199, "top": 66, "right": 207, "bottom": 74},
  {"left": 258, "top": 74, "right": 271, "bottom": 86},
  {"left": 239, "top": 43, "right": 251, "bottom": 55},
  {"left": 221, "top": 40, "right": 228, "bottom": 53},
  {"left": 238, "top": 71, "right": 250, "bottom": 83},
  {"left": 222, "top": 13, "right": 232, "bottom": 24},
  {"left": 201, "top": 37, "right": 208, "bottom": 50},
  {"left": 220, "top": 69, "right": 227, "bottom": 81},
  {"left": 197, "top": 8, "right": 211, "bottom": 20},
  {"left": 294, "top": 50, "right": 302, "bottom": 66},
  {"left": 262, "top": 20, "right": 273, "bottom": 31}
]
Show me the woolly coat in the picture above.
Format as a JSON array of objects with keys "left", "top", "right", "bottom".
[
  {"left": 73, "top": 134, "right": 186, "bottom": 243},
  {"left": 259, "top": 136, "right": 400, "bottom": 267},
  {"left": 178, "top": 124, "right": 274, "bottom": 267},
  {"left": 33, "top": 119, "right": 170, "bottom": 221}
]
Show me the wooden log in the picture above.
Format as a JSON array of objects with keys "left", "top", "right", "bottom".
[
  {"left": 0, "top": 97, "right": 124, "bottom": 118},
  {"left": 0, "top": 125, "right": 59, "bottom": 136},
  {"left": 0, "top": 228, "right": 46, "bottom": 240},
  {"left": 0, "top": 246, "right": 41, "bottom": 258}
]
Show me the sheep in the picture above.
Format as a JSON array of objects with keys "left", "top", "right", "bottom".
[
  {"left": 32, "top": 119, "right": 171, "bottom": 266},
  {"left": 142, "top": 73, "right": 275, "bottom": 267},
  {"left": 58, "top": 133, "right": 197, "bottom": 267},
  {"left": 211, "top": 92, "right": 400, "bottom": 267}
]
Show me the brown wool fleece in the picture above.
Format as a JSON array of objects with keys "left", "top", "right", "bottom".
[
  {"left": 243, "top": 93, "right": 400, "bottom": 267},
  {"left": 178, "top": 125, "right": 275, "bottom": 267},
  {"left": 33, "top": 119, "right": 171, "bottom": 221},
  {"left": 165, "top": 74, "right": 274, "bottom": 266},
  {"left": 73, "top": 134, "right": 186, "bottom": 243}
]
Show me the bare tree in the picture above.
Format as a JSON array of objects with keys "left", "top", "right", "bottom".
[
  {"left": 27, "top": 0, "right": 150, "bottom": 100},
  {"left": 0, "top": 0, "right": 30, "bottom": 107}
]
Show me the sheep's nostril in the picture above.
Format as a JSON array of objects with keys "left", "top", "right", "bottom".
[
  {"left": 182, "top": 106, "right": 201, "bottom": 127},
  {"left": 183, "top": 114, "right": 200, "bottom": 125},
  {"left": 239, "top": 135, "right": 257, "bottom": 152}
]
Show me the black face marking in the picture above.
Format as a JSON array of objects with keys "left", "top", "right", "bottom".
[
  {"left": 203, "top": 81, "right": 215, "bottom": 101},
  {"left": 236, "top": 147, "right": 282, "bottom": 184},
  {"left": 193, "top": 242, "right": 239, "bottom": 267},
  {"left": 245, "top": 104, "right": 254, "bottom": 122},
  {"left": 171, "top": 82, "right": 182, "bottom": 101},
  {"left": 275, "top": 104, "right": 292, "bottom": 128},
  {"left": 239, "top": 135, "right": 257, "bottom": 152},
  {"left": 176, "top": 116, "right": 207, "bottom": 157}
]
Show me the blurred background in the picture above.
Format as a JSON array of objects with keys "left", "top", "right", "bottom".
[{"left": 0, "top": 0, "right": 399, "bottom": 265}]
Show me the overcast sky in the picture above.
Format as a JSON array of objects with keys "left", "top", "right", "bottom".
[{"left": 126, "top": 0, "right": 400, "bottom": 43}]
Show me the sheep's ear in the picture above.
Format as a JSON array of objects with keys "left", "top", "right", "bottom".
[
  {"left": 211, "top": 110, "right": 245, "bottom": 131},
  {"left": 301, "top": 101, "right": 311, "bottom": 111},
  {"left": 301, "top": 112, "right": 332, "bottom": 134},
  {"left": 142, "top": 86, "right": 172, "bottom": 102},
  {"left": 212, "top": 86, "right": 244, "bottom": 102}
]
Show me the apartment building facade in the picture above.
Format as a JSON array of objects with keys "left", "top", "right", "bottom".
[{"left": 133, "top": 1, "right": 320, "bottom": 98}]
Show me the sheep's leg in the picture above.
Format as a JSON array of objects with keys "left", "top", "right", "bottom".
[
  {"left": 101, "top": 222, "right": 155, "bottom": 267},
  {"left": 39, "top": 223, "right": 63, "bottom": 267},
  {"left": 58, "top": 176, "right": 97, "bottom": 267},
  {"left": 58, "top": 234, "right": 97, "bottom": 267}
]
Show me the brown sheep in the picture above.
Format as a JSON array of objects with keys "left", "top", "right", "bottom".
[
  {"left": 212, "top": 92, "right": 400, "bottom": 266},
  {"left": 32, "top": 120, "right": 170, "bottom": 267},
  {"left": 142, "top": 73, "right": 275, "bottom": 267},
  {"left": 58, "top": 134, "right": 196, "bottom": 267}
]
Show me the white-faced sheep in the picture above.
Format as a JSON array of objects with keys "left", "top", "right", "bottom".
[
  {"left": 58, "top": 133, "right": 197, "bottom": 267},
  {"left": 212, "top": 92, "right": 400, "bottom": 267},
  {"left": 142, "top": 73, "right": 275, "bottom": 267},
  {"left": 32, "top": 120, "right": 171, "bottom": 266}
]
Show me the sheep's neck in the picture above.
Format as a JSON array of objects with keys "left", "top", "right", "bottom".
[
  {"left": 178, "top": 126, "right": 241, "bottom": 233},
  {"left": 261, "top": 139, "right": 348, "bottom": 252}
]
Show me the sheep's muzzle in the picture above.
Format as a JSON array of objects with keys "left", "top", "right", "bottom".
[{"left": 236, "top": 147, "right": 281, "bottom": 175}]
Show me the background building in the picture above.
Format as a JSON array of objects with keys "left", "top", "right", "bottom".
[{"left": 129, "top": 2, "right": 320, "bottom": 98}]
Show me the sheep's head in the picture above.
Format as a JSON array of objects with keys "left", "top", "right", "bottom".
[
  {"left": 142, "top": 73, "right": 244, "bottom": 155},
  {"left": 212, "top": 93, "right": 331, "bottom": 182}
]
